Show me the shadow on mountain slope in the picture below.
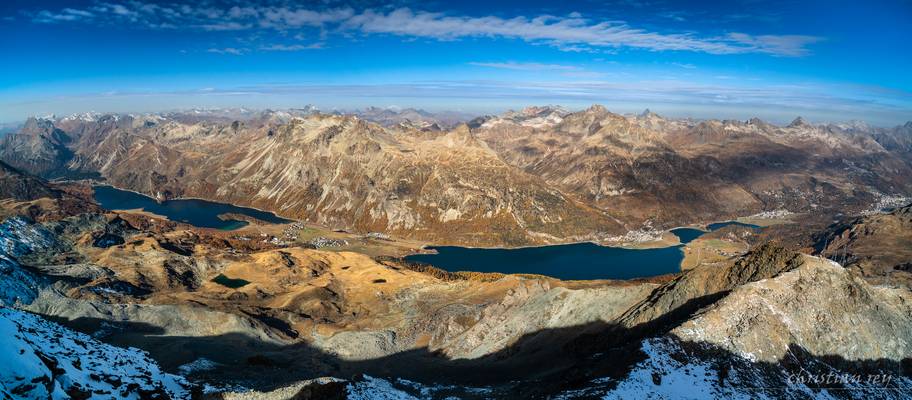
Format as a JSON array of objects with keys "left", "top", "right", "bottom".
[{"left": 41, "top": 291, "right": 912, "bottom": 399}]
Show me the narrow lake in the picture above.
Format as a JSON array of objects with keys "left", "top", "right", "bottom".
[
  {"left": 406, "top": 222, "right": 760, "bottom": 280},
  {"left": 92, "top": 185, "right": 290, "bottom": 230}
]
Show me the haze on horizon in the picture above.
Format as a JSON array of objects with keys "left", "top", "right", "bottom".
[{"left": 1, "top": 0, "right": 910, "bottom": 126}]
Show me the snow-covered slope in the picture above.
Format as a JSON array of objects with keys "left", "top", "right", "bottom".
[
  {"left": 0, "top": 217, "right": 56, "bottom": 306},
  {"left": 0, "top": 307, "right": 193, "bottom": 399},
  {"left": 559, "top": 336, "right": 912, "bottom": 400}
]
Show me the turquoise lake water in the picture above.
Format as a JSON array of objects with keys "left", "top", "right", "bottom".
[
  {"left": 92, "top": 185, "right": 290, "bottom": 230},
  {"left": 405, "top": 222, "right": 760, "bottom": 280}
]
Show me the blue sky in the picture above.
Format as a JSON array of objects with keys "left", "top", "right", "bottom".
[{"left": 1, "top": 0, "right": 911, "bottom": 125}]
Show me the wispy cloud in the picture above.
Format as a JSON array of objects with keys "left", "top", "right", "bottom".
[
  {"left": 559, "top": 71, "right": 610, "bottom": 79},
  {"left": 671, "top": 62, "right": 697, "bottom": 69},
  {"left": 4, "top": 79, "right": 910, "bottom": 126},
  {"left": 343, "top": 8, "right": 820, "bottom": 56},
  {"left": 26, "top": 3, "right": 822, "bottom": 57},
  {"left": 33, "top": 8, "right": 95, "bottom": 23},
  {"left": 257, "top": 7, "right": 354, "bottom": 29},
  {"left": 260, "top": 43, "right": 323, "bottom": 51},
  {"left": 469, "top": 62, "right": 579, "bottom": 71},
  {"left": 725, "top": 33, "right": 822, "bottom": 57},
  {"left": 657, "top": 11, "right": 688, "bottom": 22},
  {"left": 31, "top": 79, "right": 912, "bottom": 119},
  {"left": 207, "top": 47, "right": 245, "bottom": 55}
]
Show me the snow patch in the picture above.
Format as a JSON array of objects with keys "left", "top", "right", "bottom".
[
  {"left": 178, "top": 357, "right": 220, "bottom": 375},
  {"left": 346, "top": 375, "right": 419, "bottom": 400}
]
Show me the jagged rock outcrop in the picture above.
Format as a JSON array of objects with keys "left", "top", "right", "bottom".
[
  {"left": 815, "top": 203, "right": 912, "bottom": 287},
  {"left": 618, "top": 243, "right": 803, "bottom": 328},
  {"left": 0, "top": 117, "right": 76, "bottom": 178},
  {"left": 673, "top": 256, "right": 912, "bottom": 363}
]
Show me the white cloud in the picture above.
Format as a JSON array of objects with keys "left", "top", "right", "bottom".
[
  {"left": 258, "top": 7, "right": 354, "bottom": 29},
  {"left": 62, "top": 8, "right": 94, "bottom": 18},
  {"left": 725, "top": 33, "right": 822, "bottom": 57},
  {"left": 260, "top": 43, "right": 323, "bottom": 51},
  {"left": 560, "top": 71, "right": 610, "bottom": 78},
  {"left": 107, "top": 3, "right": 138, "bottom": 18},
  {"left": 207, "top": 47, "right": 245, "bottom": 55},
  {"left": 671, "top": 62, "right": 697, "bottom": 69},
  {"left": 469, "top": 62, "right": 580, "bottom": 71},
  {"left": 33, "top": 8, "right": 95, "bottom": 23},
  {"left": 199, "top": 22, "right": 252, "bottom": 31}
]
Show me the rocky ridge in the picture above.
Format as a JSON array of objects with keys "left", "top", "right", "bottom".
[{"left": 815, "top": 203, "right": 912, "bottom": 287}]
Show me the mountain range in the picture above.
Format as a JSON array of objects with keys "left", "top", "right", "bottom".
[{"left": 1, "top": 106, "right": 909, "bottom": 247}]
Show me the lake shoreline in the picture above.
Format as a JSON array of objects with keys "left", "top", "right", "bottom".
[
  {"left": 81, "top": 180, "right": 301, "bottom": 223},
  {"left": 86, "top": 180, "right": 769, "bottom": 256},
  {"left": 92, "top": 184, "right": 290, "bottom": 230},
  {"left": 406, "top": 221, "right": 764, "bottom": 280}
]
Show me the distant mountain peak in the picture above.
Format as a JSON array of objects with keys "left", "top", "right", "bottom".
[
  {"left": 638, "top": 108, "right": 663, "bottom": 119},
  {"left": 840, "top": 119, "right": 870, "bottom": 131},
  {"left": 586, "top": 104, "right": 608, "bottom": 114},
  {"left": 746, "top": 117, "right": 771, "bottom": 127},
  {"left": 788, "top": 116, "right": 810, "bottom": 128},
  {"left": 291, "top": 104, "right": 319, "bottom": 113},
  {"left": 21, "top": 116, "right": 55, "bottom": 133},
  {"left": 519, "top": 105, "right": 567, "bottom": 118}
]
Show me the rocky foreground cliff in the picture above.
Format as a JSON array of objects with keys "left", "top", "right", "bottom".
[
  {"left": 1, "top": 107, "right": 909, "bottom": 247},
  {"left": 0, "top": 173, "right": 910, "bottom": 398}
]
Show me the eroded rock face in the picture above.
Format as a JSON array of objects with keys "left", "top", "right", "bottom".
[
  {"left": 816, "top": 203, "right": 912, "bottom": 288},
  {"left": 0, "top": 117, "right": 76, "bottom": 179},
  {"left": 674, "top": 257, "right": 912, "bottom": 363},
  {"left": 618, "top": 242, "right": 803, "bottom": 329},
  {"left": 428, "top": 280, "right": 655, "bottom": 359}
]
